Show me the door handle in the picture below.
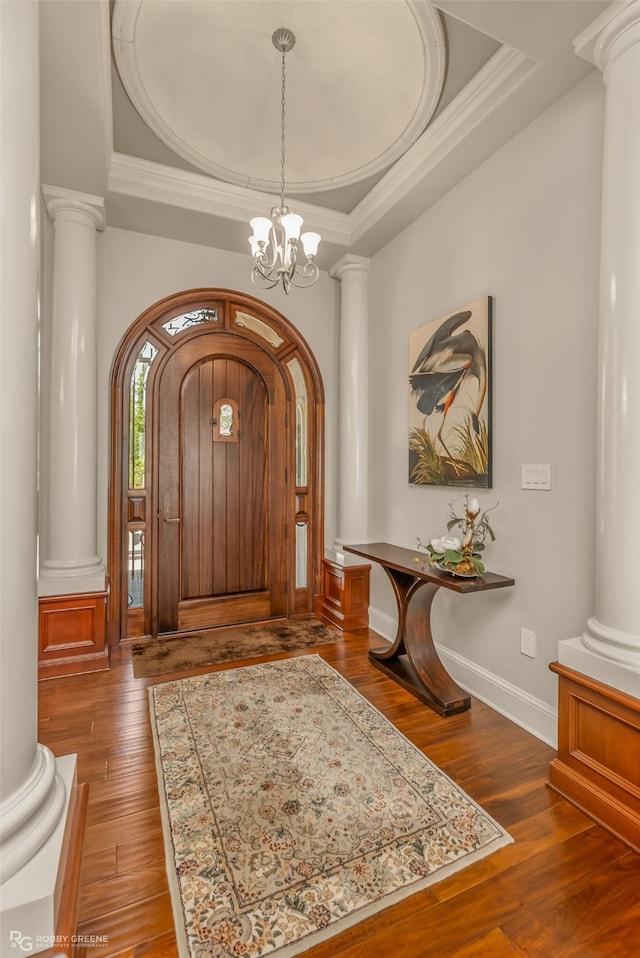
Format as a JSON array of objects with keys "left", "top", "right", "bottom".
[{"left": 163, "top": 497, "right": 180, "bottom": 523}]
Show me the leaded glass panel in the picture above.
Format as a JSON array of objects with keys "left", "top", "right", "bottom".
[
  {"left": 128, "top": 529, "right": 144, "bottom": 608},
  {"left": 162, "top": 308, "right": 218, "bottom": 337},
  {"left": 295, "top": 522, "right": 308, "bottom": 589},
  {"left": 287, "top": 358, "right": 308, "bottom": 486},
  {"left": 129, "top": 340, "right": 158, "bottom": 489}
]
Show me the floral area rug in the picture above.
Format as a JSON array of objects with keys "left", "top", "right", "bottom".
[{"left": 149, "top": 655, "right": 512, "bottom": 958}]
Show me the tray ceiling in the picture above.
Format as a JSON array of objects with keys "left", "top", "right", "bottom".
[{"left": 39, "top": 0, "right": 610, "bottom": 265}]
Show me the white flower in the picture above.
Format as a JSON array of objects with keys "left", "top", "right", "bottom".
[
  {"left": 467, "top": 497, "right": 481, "bottom": 517},
  {"left": 430, "top": 535, "right": 461, "bottom": 554}
]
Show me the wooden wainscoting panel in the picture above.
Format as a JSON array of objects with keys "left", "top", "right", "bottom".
[
  {"left": 549, "top": 662, "right": 640, "bottom": 853},
  {"left": 39, "top": 592, "right": 109, "bottom": 679},
  {"left": 315, "top": 558, "right": 370, "bottom": 631}
]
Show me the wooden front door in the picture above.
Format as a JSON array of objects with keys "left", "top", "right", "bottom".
[
  {"left": 109, "top": 290, "right": 324, "bottom": 643},
  {"left": 156, "top": 332, "right": 289, "bottom": 634}
]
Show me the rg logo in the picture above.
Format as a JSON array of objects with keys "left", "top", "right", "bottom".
[{"left": 9, "top": 931, "right": 33, "bottom": 952}]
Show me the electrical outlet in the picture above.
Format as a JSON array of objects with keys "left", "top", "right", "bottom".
[{"left": 520, "top": 628, "right": 536, "bottom": 658}]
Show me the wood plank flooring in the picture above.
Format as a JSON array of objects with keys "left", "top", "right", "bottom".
[{"left": 37, "top": 629, "right": 640, "bottom": 957}]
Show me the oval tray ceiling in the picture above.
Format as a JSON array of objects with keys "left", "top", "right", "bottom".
[{"left": 112, "top": 0, "right": 446, "bottom": 194}]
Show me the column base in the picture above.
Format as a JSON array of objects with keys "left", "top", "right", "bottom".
[
  {"left": 549, "top": 662, "right": 640, "bottom": 853},
  {"left": 559, "top": 636, "right": 640, "bottom": 699},
  {"left": 39, "top": 558, "right": 105, "bottom": 597},
  {"left": 582, "top": 615, "right": 640, "bottom": 669},
  {"left": 0, "top": 745, "right": 68, "bottom": 883},
  {"left": 0, "top": 755, "right": 87, "bottom": 956}
]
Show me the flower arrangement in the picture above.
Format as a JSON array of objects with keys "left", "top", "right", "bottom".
[{"left": 417, "top": 496, "right": 498, "bottom": 576}]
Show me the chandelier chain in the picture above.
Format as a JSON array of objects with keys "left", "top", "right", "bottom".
[{"left": 280, "top": 46, "right": 287, "bottom": 210}]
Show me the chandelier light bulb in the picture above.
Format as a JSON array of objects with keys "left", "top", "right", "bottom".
[
  {"left": 281, "top": 211, "right": 303, "bottom": 244},
  {"left": 301, "top": 232, "right": 321, "bottom": 258},
  {"left": 249, "top": 217, "right": 272, "bottom": 245}
]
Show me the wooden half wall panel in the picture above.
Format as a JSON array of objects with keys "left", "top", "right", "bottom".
[
  {"left": 549, "top": 661, "right": 640, "bottom": 853},
  {"left": 315, "top": 558, "right": 370, "bottom": 631},
  {"left": 38, "top": 780, "right": 89, "bottom": 958},
  {"left": 39, "top": 591, "right": 109, "bottom": 679}
]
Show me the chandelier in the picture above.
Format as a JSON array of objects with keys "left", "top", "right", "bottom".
[{"left": 248, "top": 28, "right": 321, "bottom": 294}]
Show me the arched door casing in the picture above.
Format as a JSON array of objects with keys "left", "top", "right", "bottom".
[{"left": 108, "top": 289, "right": 325, "bottom": 640}]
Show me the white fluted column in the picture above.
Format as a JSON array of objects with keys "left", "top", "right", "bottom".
[
  {"left": 560, "top": 1, "right": 640, "bottom": 697},
  {"left": 0, "top": 2, "right": 75, "bottom": 947},
  {"left": 40, "top": 186, "right": 105, "bottom": 595},
  {"left": 329, "top": 255, "right": 370, "bottom": 546}
]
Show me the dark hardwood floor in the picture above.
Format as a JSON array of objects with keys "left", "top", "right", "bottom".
[{"left": 37, "top": 628, "right": 640, "bottom": 957}]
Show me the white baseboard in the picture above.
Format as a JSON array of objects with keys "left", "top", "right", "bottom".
[{"left": 368, "top": 607, "right": 558, "bottom": 748}]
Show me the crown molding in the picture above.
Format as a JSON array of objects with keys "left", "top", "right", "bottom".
[
  {"left": 107, "top": 44, "right": 539, "bottom": 258},
  {"left": 350, "top": 45, "right": 538, "bottom": 243},
  {"left": 108, "top": 153, "right": 352, "bottom": 247}
]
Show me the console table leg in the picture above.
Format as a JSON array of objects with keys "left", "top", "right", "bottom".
[
  {"left": 369, "top": 567, "right": 423, "bottom": 660},
  {"left": 405, "top": 582, "right": 470, "bottom": 716},
  {"left": 369, "top": 576, "right": 470, "bottom": 717}
]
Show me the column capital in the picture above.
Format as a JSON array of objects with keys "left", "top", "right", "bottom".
[
  {"left": 42, "top": 184, "right": 105, "bottom": 230},
  {"left": 329, "top": 254, "right": 370, "bottom": 283},
  {"left": 574, "top": 0, "right": 640, "bottom": 76}
]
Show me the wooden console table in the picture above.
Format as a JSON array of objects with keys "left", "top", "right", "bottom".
[{"left": 345, "top": 542, "right": 514, "bottom": 717}]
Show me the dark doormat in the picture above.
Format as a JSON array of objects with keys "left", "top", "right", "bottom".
[{"left": 131, "top": 619, "right": 339, "bottom": 678}]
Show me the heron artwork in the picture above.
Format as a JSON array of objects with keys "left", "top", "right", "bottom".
[{"left": 409, "top": 299, "right": 491, "bottom": 486}]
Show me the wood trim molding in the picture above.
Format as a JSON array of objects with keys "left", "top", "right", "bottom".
[
  {"left": 549, "top": 661, "right": 640, "bottom": 853},
  {"left": 37, "top": 782, "right": 90, "bottom": 958},
  {"left": 38, "top": 592, "right": 109, "bottom": 679},
  {"left": 315, "top": 558, "right": 370, "bottom": 631}
]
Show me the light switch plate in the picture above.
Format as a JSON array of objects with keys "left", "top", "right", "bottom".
[{"left": 522, "top": 464, "right": 551, "bottom": 490}]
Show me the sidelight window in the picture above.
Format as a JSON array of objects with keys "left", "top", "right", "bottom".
[
  {"left": 127, "top": 340, "right": 158, "bottom": 610},
  {"left": 129, "top": 340, "right": 158, "bottom": 489}
]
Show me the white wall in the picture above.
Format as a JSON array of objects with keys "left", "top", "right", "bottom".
[
  {"left": 366, "top": 73, "right": 605, "bottom": 740},
  {"left": 96, "top": 231, "right": 340, "bottom": 570}
]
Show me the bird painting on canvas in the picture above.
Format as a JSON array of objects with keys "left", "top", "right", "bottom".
[{"left": 409, "top": 298, "right": 491, "bottom": 487}]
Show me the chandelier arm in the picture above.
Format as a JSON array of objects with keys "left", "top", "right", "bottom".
[
  {"left": 291, "top": 262, "right": 320, "bottom": 288},
  {"left": 253, "top": 250, "right": 275, "bottom": 271},
  {"left": 252, "top": 250, "right": 281, "bottom": 280},
  {"left": 252, "top": 259, "right": 273, "bottom": 280},
  {"left": 250, "top": 266, "right": 283, "bottom": 290},
  {"left": 252, "top": 216, "right": 282, "bottom": 274},
  {"left": 253, "top": 243, "right": 279, "bottom": 277}
]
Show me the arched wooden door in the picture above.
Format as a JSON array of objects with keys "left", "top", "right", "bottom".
[
  {"left": 156, "top": 334, "right": 288, "bottom": 633},
  {"left": 108, "top": 290, "right": 324, "bottom": 641}
]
